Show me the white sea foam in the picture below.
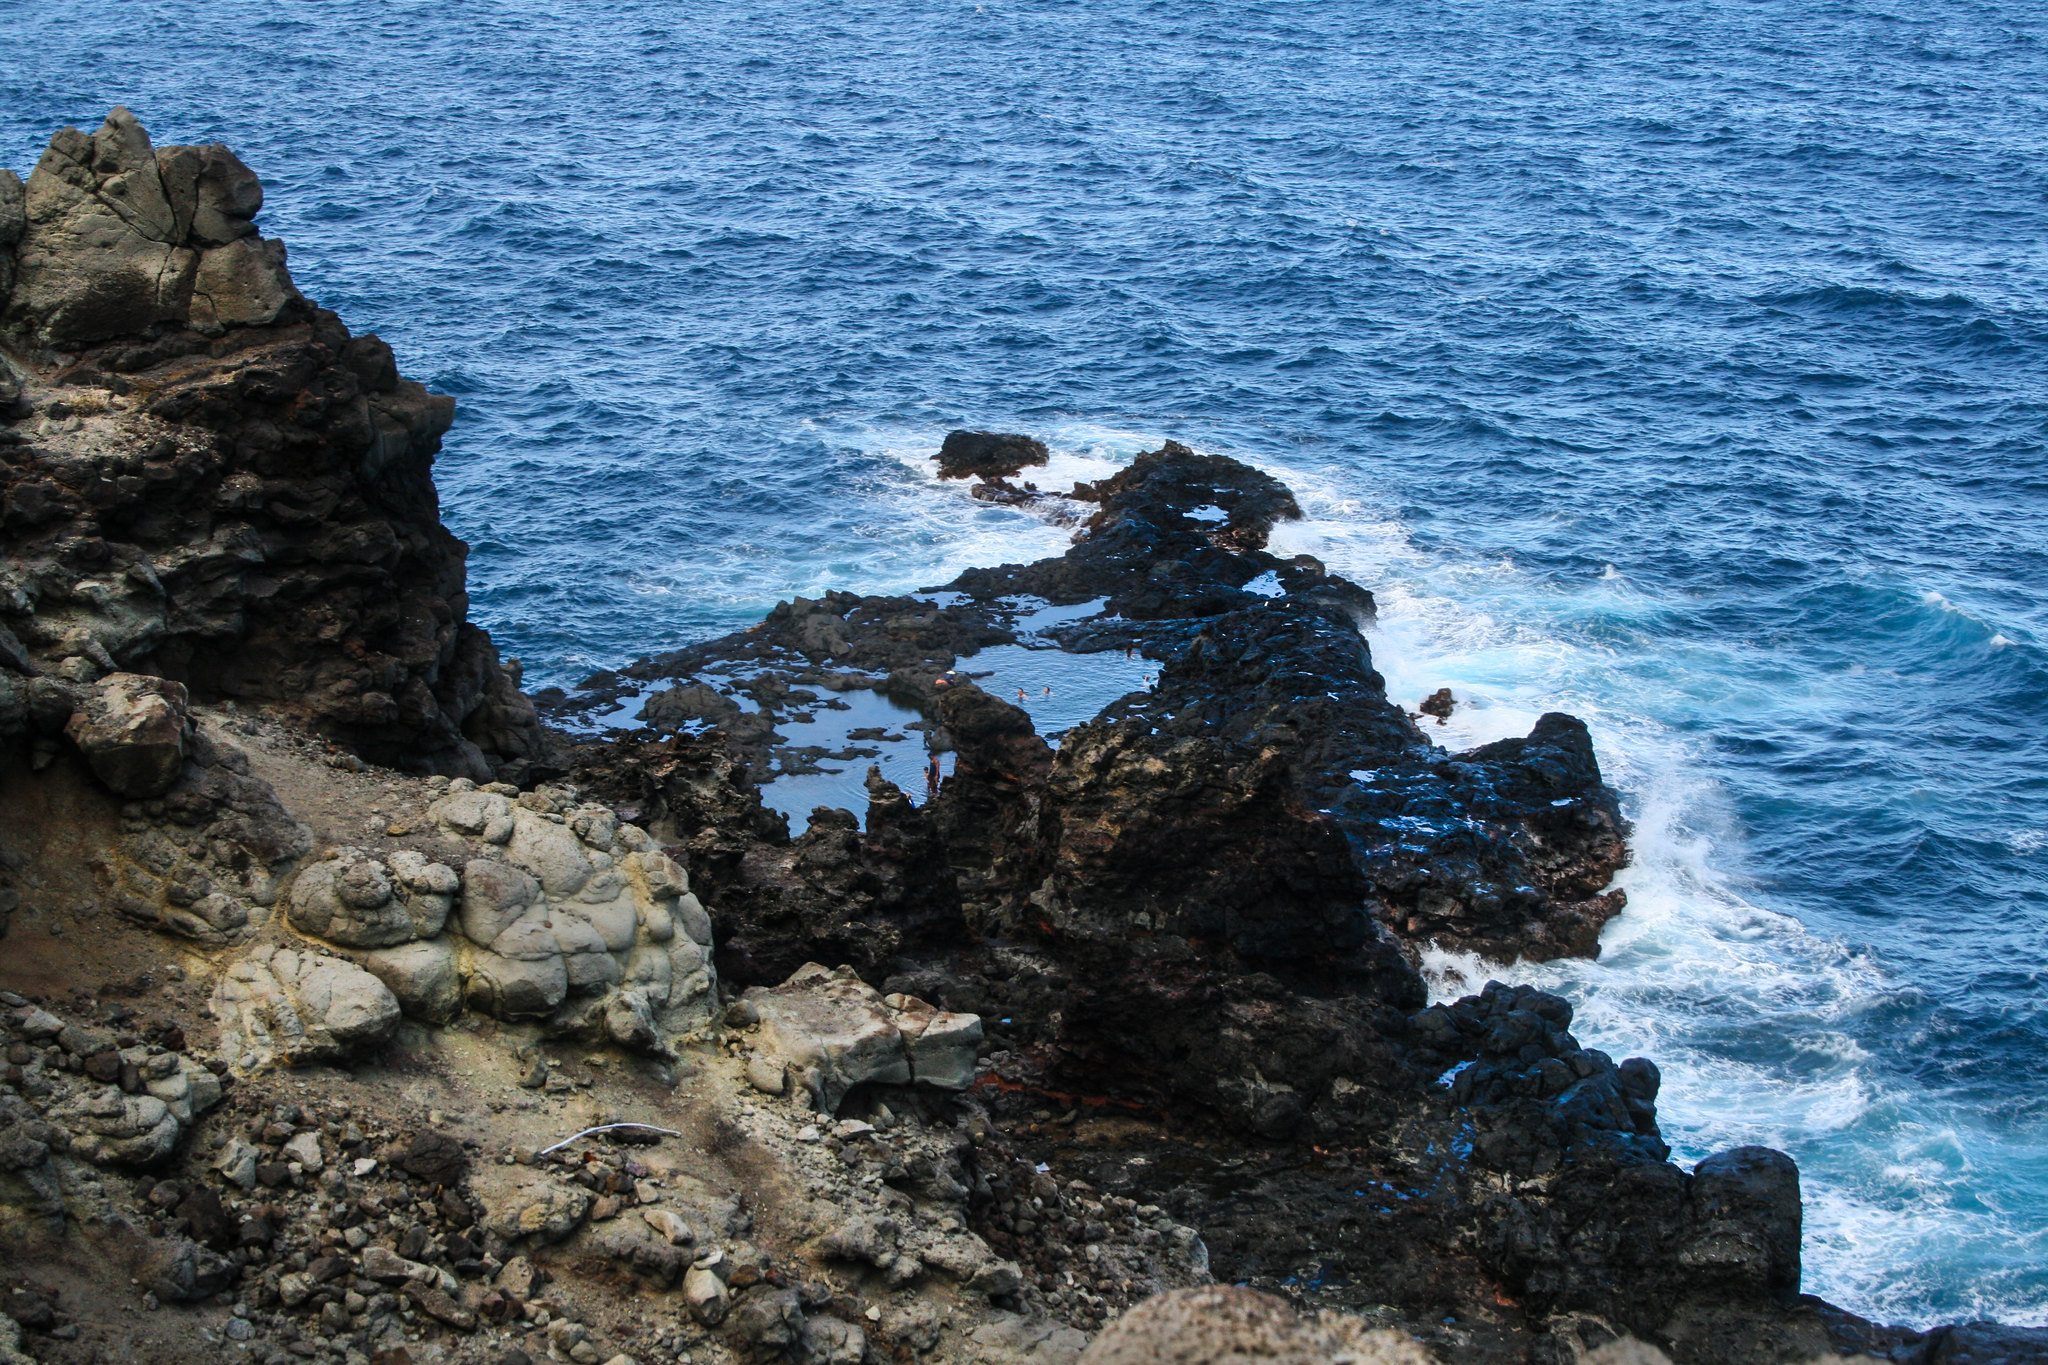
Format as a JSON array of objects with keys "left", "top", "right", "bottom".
[{"left": 1259, "top": 468, "right": 2048, "bottom": 1326}]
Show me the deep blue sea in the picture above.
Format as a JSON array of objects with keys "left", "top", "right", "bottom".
[{"left": 9, "top": 0, "right": 2047, "bottom": 1328}]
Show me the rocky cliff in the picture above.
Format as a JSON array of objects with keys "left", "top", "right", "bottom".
[{"left": 0, "top": 108, "right": 543, "bottom": 782}]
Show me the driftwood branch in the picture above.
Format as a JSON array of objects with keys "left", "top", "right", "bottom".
[{"left": 538, "top": 1123, "right": 683, "bottom": 1155}]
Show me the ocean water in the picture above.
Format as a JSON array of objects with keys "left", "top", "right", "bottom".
[{"left": 9, "top": 0, "right": 2048, "bottom": 1328}]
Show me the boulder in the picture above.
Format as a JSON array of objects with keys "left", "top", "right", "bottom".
[
  {"left": 425, "top": 788, "right": 717, "bottom": 1043},
  {"left": 361, "top": 938, "right": 463, "bottom": 1023},
  {"left": 1684, "top": 1146, "right": 1802, "bottom": 1296},
  {"left": 210, "top": 946, "right": 401, "bottom": 1071},
  {"left": 62, "top": 672, "right": 190, "bottom": 797},
  {"left": 52, "top": 1088, "right": 180, "bottom": 1166},
  {"left": 473, "top": 1165, "right": 593, "bottom": 1245},
  {"left": 6, "top": 107, "right": 296, "bottom": 345},
  {"left": 288, "top": 849, "right": 454, "bottom": 948},
  {"left": 741, "top": 964, "right": 982, "bottom": 1112},
  {"left": 681, "top": 1261, "right": 727, "bottom": 1325},
  {"left": 1079, "top": 1286, "right": 1431, "bottom": 1365}
]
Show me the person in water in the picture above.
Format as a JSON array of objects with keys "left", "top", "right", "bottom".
[
  {"left": 926, "top": 754, "right": 941, "bottom": 798},
  {"left": 1042, "top": 685, "right": 1052, "bottom": 696},
  {"left": 1017, "top": 686, "right": 1028, "bottom": 703}
]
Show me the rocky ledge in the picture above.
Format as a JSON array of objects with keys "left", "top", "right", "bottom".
[{"left": 1, "top": 109, "right": 2038, "bottom": 1365}]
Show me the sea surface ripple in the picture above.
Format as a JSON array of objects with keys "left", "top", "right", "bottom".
[{"left": 7, "top": 0, "right": 2047, "bottom": 1327}]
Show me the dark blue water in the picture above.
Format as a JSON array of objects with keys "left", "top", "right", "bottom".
[{"left": 9, "top": 0, "right": 2047, "bottom": 1325}]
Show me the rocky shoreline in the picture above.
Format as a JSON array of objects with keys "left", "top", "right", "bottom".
[{"left": 0, "top": 110, "right": 2040, "bottom": 1365}]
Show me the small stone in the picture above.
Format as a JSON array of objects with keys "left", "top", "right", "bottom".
[
  {"left": 495, "top": 1255, "right": 540, "bottom": 1298},
  {"left": 353, "top": 1157, "right": 378, "bottom": 1177},
  {"left": 642, "top": 1209, "right": 695, "bottom": 1247},
  {"left": 283, "top": 1130, "right": 325, "bottom": 1173},
  {"left": 682, "top": 1264, "right": 729, "bottom": 1326},
  {"left": 224, "top": 1317, "right": 255, "bottom": 1341},
  {"left": 745, "top": 1055, "right": 786, "bottom": 1096}
]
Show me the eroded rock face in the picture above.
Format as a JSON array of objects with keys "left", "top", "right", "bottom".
[
  {"left": 287, "top": 848, "right": 455, "bottom": 948},
  {"left": 210, "top": 946, "right": 401, "bottom": 1071},
  {"left": 97, "top": 720, "right": 311, "bottom": 944},
  {"left": 0, "top": 108, "right": 545, "bottom": 779}
]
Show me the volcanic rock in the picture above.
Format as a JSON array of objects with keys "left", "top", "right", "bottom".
[
  {"left": 935, "top": 430, "right": 1051, "bottom": 481},
  {"left": 740, "top": 962, "right": 982, "bottom": 1111},
  {"left": 210, "top": 945, "right": 401, "bottom": 1071}
]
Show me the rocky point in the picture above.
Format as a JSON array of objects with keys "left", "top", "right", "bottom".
[{"left": 0, "top": 107, "right": 2035, "bottom": 1365}]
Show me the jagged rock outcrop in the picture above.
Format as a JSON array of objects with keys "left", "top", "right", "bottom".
[
  {"left": 554, "top": 438, "right": 1846, "bottom": 1364},
  {"left": 0, "top": 108, "right": 544, "bottom": 779},
  {"left": 3, "top": 107, "right": 292, "bottom": 346}
]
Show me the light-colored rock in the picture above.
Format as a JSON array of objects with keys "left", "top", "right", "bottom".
[
  {"left": 970, "top": 1313, "right": 1092, "bottom": 1365},
  {"left": 0, "top": 1311, "right": 35, "bottom": 1365},
  {"left": 494, "top": 1255, "right": 539, "bottom": 1298},
  {"left": 288, "top": 850, "right": 451, "bottom": 948},
  {"left": 473, "top": 1165, "right": 594, "bottom": 1245},
  {"left": 145, "top": 1055, "right": 223, "bottom": 1126},
  {"left": 423, "top": 792, "right": 717, "bottom": 1045},
  {"left": 805, "top": 1318, "right": 867, "bottom": 1365},
  {"left": 61, "top": 672, "right": 189, "bottom": 797},
  {"left": 360, "top": 1245, "right": 437, "bottom": 1285},
  {"left": 361, "top": 938, "right": 462, "bottom": 1023},
  {"left": 188, "top": 234, "right": 293, "bottom": 331},
  {"left": 52, "top": 1087, "right": 179, "bottom": 1165},
  {"left": 900, "top": 1005, "right": 984, "bottom": 1090},
  {"left": 746, "top": 1053, "right": 787, "bottom": 1096},
  {"left": 1079, "top": 1286, "right": 1434, "bottom": 1365},
  {"left": 743, "top": 964, "right": 982, "bottom": 1112},
  {"left": 282, "top": 1130, "right": 324, "bottom": 1173},
  {"left": 642, "top": 1208, "right": 695, "bottom": 1247},
  {"left": 683, "top": 1263, "right": 730, "bottom": 1326},
  {"left": 215, "top": 1136, "right": 258, "bottom": 1189},
  {"left": 210, "top": 946, "right": 401, "bottom": 1072}
]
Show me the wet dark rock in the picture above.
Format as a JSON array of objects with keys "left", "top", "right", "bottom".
[{"left": 934, "top": 430, "right": 1049, "bottom": 482}]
